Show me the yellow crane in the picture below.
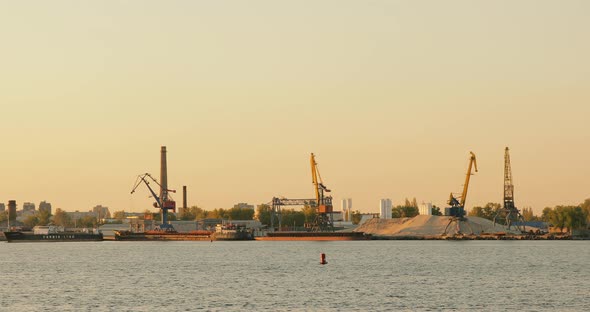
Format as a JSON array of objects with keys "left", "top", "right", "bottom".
[
  {"left": 310, "top": 153, "right": 334, "bottom": 231},
  {"left": 448, "top": 151, "right": 478, "bottom": 209},
  {"left": 444, "top": 152, "right": 477, "bottom": 235}
]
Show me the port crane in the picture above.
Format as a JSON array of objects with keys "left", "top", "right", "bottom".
[
  {"left": 443, "top": 152, "right": 478, "bottom": 235},
  {"left": 493, "top": 147, "right": 525, "bottom": 231},
  {"left": 310, "top": 153, "right": 334, "bottom": 232},
  {"left": 131, "top": 173, "right": 176, "bottom": 231},
  {"left": 269, "top": 153, "right": 334, "bottom": 232}
]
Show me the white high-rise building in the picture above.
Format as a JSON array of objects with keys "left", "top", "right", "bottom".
[
  {"left": 419, "top": 202, "right": 433, "bottom": 215},
  {"left": 380, "top": 199, "right": 392, "bottom": 219},
  {"left": 341, "top": 198, "right": 352, "bottom": 221}
]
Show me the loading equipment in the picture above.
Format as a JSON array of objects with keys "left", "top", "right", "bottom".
[{"left": 443, "top": 152, "right": 478, "bottom": 235}]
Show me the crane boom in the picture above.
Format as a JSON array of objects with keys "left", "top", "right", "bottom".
[
  {"left": 460, "top": 152, "right": 478, "bottom": 207},
  {"left": 131, "top": 173, "right": 162, "bottom": 208},
  {"left": 311, "top": 153, "right": 320, "bottom": 205}
]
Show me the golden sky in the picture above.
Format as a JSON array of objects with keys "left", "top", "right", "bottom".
[{"left": 1, "top": 1, "right": 589, "bottom": 214}]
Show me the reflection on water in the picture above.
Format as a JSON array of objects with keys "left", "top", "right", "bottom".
[{"left": 0, "top": 241, "right": 588, "bottom": 311}]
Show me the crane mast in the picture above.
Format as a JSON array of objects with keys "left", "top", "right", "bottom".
[
  {"left": 460, "top": 152, "right": 478, "bottom": 207},
  {"left": 493, "top": 147, "right": 525, "bottom": 231},
  {"left": 130, "top": 146, "right": 176, "bottom": 232},
  {"left": 444, "top": 152, "right": 478, "bottom": 235},
  {"left": 503, "top": 147, "right": 515, "bottom": 209},
  {"left": 310, "top": 153, "right": 334, "bottom": 232}
]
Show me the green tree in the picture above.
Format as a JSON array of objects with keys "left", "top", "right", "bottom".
[
  {"left": 431, "top": 205, "right": 442, "bottom": 216},
  {"left": 113, "top": 210, "right": 126, "bottom": 220},
  {"left": 351, "top": 210, "right": 362, "bottom": 225},
  {"left": 23, "top": 214, "right": 39, "bottom": 228},
  {"left": 256, "top": 204, "right": 272, "bottom": 226},
  {"left": 301, "top": 205, "right": 317, "bottom": 223},
  {"left": 521, "top": 207, "right": 536, "bottom": 221},
  {"left": 580, "top": 198, "right": 590, "bottom": 226},
  {"left": 52, "top": 208, "right": 72, "bottom": 227},
  {"left": 541, "top": 207, "right": 553, "bottom": 222},
  {"left": 37, "top": 208, "right": 52, "bottom": 226},
  {"left": 468, "top": 202, "right": 502, "bottom": 221},
  {"left": 280, "top": 209, "right": 305, "bottom": 229},
  {"left": 229, "top": 207, "right": 254, "bottom": 220},
  {"left": 392, "top": 205, "right": 419, "bottom": 218},
  {"left": 77, "top": 215, "right": 97, "bottom": 228}
]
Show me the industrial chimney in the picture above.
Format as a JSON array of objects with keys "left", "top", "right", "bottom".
[
  {"left": 160, "top": 146, "right": 168, "bottom": 203},
  {"left": 7, "top": 200, "right": 17, "bottom": 228},
  {"left": 183, "top": 186, "right": 187, "bottom": 209}
]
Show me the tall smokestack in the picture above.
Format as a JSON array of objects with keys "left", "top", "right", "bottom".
[
  {"left": 7, "top": 200, "right": 17, "bottom": 228},
  {"left": 160, "top": 146, "right": 168, "bottom": 203},
  {"left": 183, "top": 186, "right": 187, "bottom": 209}
]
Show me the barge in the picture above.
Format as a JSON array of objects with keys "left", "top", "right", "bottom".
[
  {"left": 255, "top": 231, "right": 371, "bottom": 241},
  {"left": 3, "top": 226, "right": 103, "bottom": 243}
]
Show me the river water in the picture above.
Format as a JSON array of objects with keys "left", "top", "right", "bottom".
[{"left": 0, "top": 240, "right": 588, "bottom": 311}]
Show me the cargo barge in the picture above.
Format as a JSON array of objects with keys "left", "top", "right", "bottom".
[
  {"left": 114, "top": 226, "right": 254, "bottom": 241},
  {"left": 114, "top": 230, "right": 214, "bottom": 241},
  {"left": 255, "top": 231, "right": 371, "bottom": 241},
  {"left": 4, "top": 227, "right": 103, "bottom": 243}
]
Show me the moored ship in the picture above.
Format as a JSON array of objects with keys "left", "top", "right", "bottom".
[
  {"left": 255, "top": 231, "right": 371, "bottom": 241},
  {"left": 114, "top": 229, "right": 213, "bottom": 241},
  {"left": 3, "top": 225, "right": 103, "bottom": 243},
  {"left": 213, "top": 224, "right": 254, "bottom": 241}
]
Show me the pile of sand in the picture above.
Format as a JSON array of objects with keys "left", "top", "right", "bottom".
[{"left": 353, "top": 215, "right": 522, "bottom": 237}]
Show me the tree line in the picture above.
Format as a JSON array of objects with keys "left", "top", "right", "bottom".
[
  {"left": 468, "top": 199, "right": 590, "bottom": 232},
  {"left": 0, "top": 208, "right": 98, "bottom": 228},
  {"left": 255, "top": 204, "right": 317, "bottom": 229}
]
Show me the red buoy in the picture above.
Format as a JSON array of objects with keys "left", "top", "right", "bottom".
[{"left": 320, "top": 253, "right": 327, "bottom": 265}]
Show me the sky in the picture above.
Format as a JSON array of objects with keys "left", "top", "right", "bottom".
[{"left": 1, "top": 1, "right": 589, "bottom": 215}]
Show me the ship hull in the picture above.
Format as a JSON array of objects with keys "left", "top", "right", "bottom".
[
  {"left": 213, "top": 232, "right": 254, "bottom": 241},
  {"left": 3, "top": 231, "right": 103, "bottom": 242},
  {"left": 255, "top": 231, "right": 371, "bottom": 241},
  {"left": 114, "top": 231, "right": 213, "bottom": 241}
]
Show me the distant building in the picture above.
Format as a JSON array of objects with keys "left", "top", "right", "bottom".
[
  {"left": 68, "top": 211, "right": 96, "bottom": 221},
  {"left": 359, "top": 213, "right": 379, "bottom": 225},
  {"left": 8, "top": 200, "right": 17, "bottom": 222},
  {"left": 92, "top": 205, "right": 111, "bottom": 220},
  {"left": 23, "top": 202, "right": 36, "bottom": 212},
  {"left": 233, "top": 203, "right": 255, "bottom": 210},
  {"left": 0, "top": 203, "right": 5, "bottom": 212},
  {"left": 419, "top": 202, "right": 433, "bottom": 215},
  {"left": 341, "top": 198, "right": 352, "bottom": 221},
  {"left": 331, "top": 211, "right": 344, "bottom": 222},
  {"left": 380, "top": 199, "right": 392, "bottom": 219},
  {"left": 39, "top": 201, "right": 52, "bottom": 215}
]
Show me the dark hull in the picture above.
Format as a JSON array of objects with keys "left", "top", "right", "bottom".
[
  {"left": 3, "top": 231, "right": 103, "bottom": 242},
  {"left": 114, "top": 231, "right": 214, "bottom": 241},
  {"left": 213, "top": 232, "right": 254, "bottom": 241},
  {"left": 256, "top": 231, "right": 371, "bottom": 241}
]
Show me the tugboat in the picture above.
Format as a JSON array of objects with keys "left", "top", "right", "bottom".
[
  {"left": 3, "top": 225, "right": 103, "bottom": 243},
  {"left": 213, "top": 223, "right": 254, "bottom": 241}
]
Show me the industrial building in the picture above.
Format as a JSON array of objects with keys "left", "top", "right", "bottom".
[
  {"left": 380, "top": 199, "right": 392, "bottom": 219},
  {"left": 22, "top": 202, "right": 35, "bottom": 212},
  {"left": 341, "top": 198, "right": 352, "bottom": 222},
  {"left": 39, "top": 201, "right": 52, "bottom": 214},
  {"left": 419, "top": 202, "right": 433, "bottom": 215}
]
